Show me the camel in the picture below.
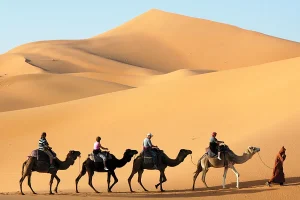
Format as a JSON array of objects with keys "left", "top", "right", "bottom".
[
  {"left": 192, "top": 145, "right": 260, "bottom": 190},
  {"left": 19, "top": 150, "right": 81, "bottom": 195},
  {"left": 128, "top": 149, "right": 192, "bottom": 192},
  {"left": 75, "top": 149, "right": 138, "bottom": 193}
]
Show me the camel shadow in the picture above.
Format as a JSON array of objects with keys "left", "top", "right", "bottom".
[{"left": 92, "top": 176, "right": 300, "bottom": 198}]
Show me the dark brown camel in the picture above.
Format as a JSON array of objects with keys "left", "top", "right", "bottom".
[
  {"left": 19, "top": 150, "right": 81, "bottom": 195},
  {"left": 128, "top": 149, "right": 192, "bottom": 192},
  {"left": 75, "top": 149, "right": 138, "bottom": 193}
]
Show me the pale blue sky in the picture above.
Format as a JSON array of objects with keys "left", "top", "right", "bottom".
[{"left": 1, "top": 0, "right": 299, "bottom": 54}]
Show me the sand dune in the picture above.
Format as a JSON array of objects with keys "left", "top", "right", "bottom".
[
  {"left": 142, "top": 69, "right": 210, "bottom": 85},
  {"left": 0, "top": 57, "right": 299, "bottom": 195},
  {"left": 0, "top": 73, "right": 131, "bottom": 112}
]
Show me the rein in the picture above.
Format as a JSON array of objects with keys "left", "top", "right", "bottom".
[
  {"left": 257, "top": 152, "right": 273, "bottom": 170},
  {"left": 190, "top": 154, "right": 197, "bottom": 166}
]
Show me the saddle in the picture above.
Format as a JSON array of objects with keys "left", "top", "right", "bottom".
[
  {"left": 205, "top": 144, "right": 231, "bottom": 158},
  {"left": 29, "top": 149, "right": 56, "bottom": 162},
  {"left": 142, "top": 149, "right": 163, "bottom": 165},
  {"left": 89, "top": 151, "right": 113, "bottom": 163}
]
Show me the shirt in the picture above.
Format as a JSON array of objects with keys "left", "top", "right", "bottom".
[
  {"left": 39, "top": 138, "right": 49, "bottom": 150},
  {"left": 143, "top": 138, "right": 153, "bottom": 148},
  {"left": 210, "top": 136, "right": 218, "bottom": 144},
  {"left": 94, "top": 141, "right": 100, "bottom": 150}
]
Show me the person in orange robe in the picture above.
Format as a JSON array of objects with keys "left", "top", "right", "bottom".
[{"left": 266, "top": 146, "right": 286, "bottom": 186}]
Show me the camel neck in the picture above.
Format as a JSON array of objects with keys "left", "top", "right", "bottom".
[
  {"left": 162, "top": 152, "right": 185, "bottom": 167},
  {"left": 233, "top": 151, "right": 253, "bottom": 164},
  {"left": 56, "top": 157, "right": 74, "bottom": 170},
  {"left": 115, "top": 155, "right": 129, "bottom": 168}
]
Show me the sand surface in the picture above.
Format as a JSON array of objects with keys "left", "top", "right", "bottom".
[{"left": 0, "top": 9, "right": 300, "bottom": 200}]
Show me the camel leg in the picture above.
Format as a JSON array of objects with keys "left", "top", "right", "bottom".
[
  {"left": 54, "top": 174, "right": 61, "bottom": 193},
  {"left": 202, "top": 168, "right": 209, "bottom": 188},
  {"left": 159, "top": 170, "right": 166, "bottom": 192},
  {"left": 19, "top": 174, "right": 27, "bottom": 195},
  {"left": 230, "top": 165, "right": 240, "bottom": 188},
  {"left": 222, "top": 167, "right": 228, "bottom": 189},
  {"left": 128, "top": 168, "right": 138, "bottom": 192},
  {"left": 87, "top": 169, "right": 100, "bottom": 193},
  {"left": 137, "top": 169, "right": 148, "bottom": 192},
  {"left": 107, "top": 172, "right": 111, "bottom": 192},
  {"left": 75, "top": 166, "right": 87, "bottom": 193},
  {"left": 155, "top": 172, "right": 167, "bottom": 190},
  {"left": 192, "top": 169, "right": 201, "bottom": 190},
  {"left": 27, "top": 173, "right": 37, "bottom": 194},
  {"left": 49, "top": 174, "right": 55, "bottom": 195},
  {"left": 108, "top": 171, "right": 119, "bottom": 192}
]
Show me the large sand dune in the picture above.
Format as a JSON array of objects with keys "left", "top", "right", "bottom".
[{"left": 0, "top": 8, "right": 300, "bottom": 200}]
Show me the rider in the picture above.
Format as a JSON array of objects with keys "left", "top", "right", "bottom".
[
  {"left": 39, "top": 132, "right": 55, "bottom": 168},
  {"left": 143, "top": 133, "right": 158, "bottom": 169},
  {"left": 210, "top": 132, "right": 224, "bottom": 160},
  {"left": 93, "top": 136, "right": 109, "bottom": 171}
]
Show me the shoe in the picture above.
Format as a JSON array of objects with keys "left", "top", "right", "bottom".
[
  {"left": 49, "top": 164, "right": 55, "bottom": 169},
  {"left": 217, "top": 157, "right": 222, "bottom": 160},
  {"left": 265, "top": 182, "right": 271, "bottom": 187},
  {"left": 153, "top": 165, "right": 158, "bottom": 169},
  {"left": 104, "top": 167, "right": 109, "bottom": 171}
]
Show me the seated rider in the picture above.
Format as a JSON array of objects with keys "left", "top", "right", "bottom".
[
  {"left": 39, "top": 132, "right": 55, "bottom": 168},
  {"left": 209, "top": 132, "right": 224, "bottom": 160},
  {"left": 143, "top": 133, "right": 158, "bottom": 169},
  {"left": 93, "top": 136, "right": 109, "bottom": 171}
]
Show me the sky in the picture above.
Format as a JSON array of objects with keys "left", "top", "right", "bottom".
[{"left": 1, "top": 0, "right": 299, "bottom": 54}]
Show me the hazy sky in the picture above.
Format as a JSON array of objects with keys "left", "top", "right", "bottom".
[{"left": 1, "top": 0, "right": 299, "bottom": 54}]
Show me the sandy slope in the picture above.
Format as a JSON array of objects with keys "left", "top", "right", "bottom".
[
  {"left": 0, "top": 57, "right": 300, "bottom": 197},
  {"left": 0, "top": 73, "right": 131, "bottom": 112}
]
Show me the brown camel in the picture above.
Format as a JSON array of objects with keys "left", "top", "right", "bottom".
[
  {"left": 192, "top": 145, "right": 260, "bottom": 190},
  {"left": 75, "top": 149, "right": 138, "bottom": 193},
  {"left": 19, "top": 150, "right": 81, "bottom": 195},
  {"left": 128, "top": 149, "right": 192, "bottom": 192}
]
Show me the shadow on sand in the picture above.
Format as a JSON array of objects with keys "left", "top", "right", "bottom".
[{"left": 3, "top": 177, "right": 300, "bottom": 198}]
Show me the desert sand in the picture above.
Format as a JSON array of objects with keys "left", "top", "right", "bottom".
[{"left": 0, "top": 9, "right": 300, "bottom": 200}]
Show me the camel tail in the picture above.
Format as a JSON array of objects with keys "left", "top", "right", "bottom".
[
  {"left": 21, "top": 160, "right": 27, "bottom": 175},
  {"left": 80, "top": 161, "right": 87, "bottom": 176},
  {"left": 194, "top": 154, "right": 205, "bottom": 174}
]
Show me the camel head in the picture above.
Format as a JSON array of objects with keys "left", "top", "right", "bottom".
[
  {"left": 179, "top": 149, "right": 193, "bottom": 160},
  {"left": 124, "top": 149, "right": 138, "bottom": 161},
  {"left": 66, "top": 150, "right": 81, "bottom": 165},
  {"left": 246, "top": 146, "right": 260, "bottom": 156}
]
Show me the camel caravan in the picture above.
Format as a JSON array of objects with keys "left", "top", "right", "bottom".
[{"left": 19, "top": 131, "right": 263, "bottom": 195}]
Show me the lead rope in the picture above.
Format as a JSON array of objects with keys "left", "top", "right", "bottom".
[
  {"left": 190, "top": 154, "right": 197, "bottom": 166},
  {"left": 257, "top": 152, "right": 273, "bottom": 170}
]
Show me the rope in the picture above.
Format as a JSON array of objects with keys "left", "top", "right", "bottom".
[
  {"left": 257, "top": 152, "right": 273, "bottom": 170},
  {"left": 190, "top": 154, "right": 198, "bottom": 166}
]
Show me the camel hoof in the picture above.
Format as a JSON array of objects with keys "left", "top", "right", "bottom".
[
  {"left": 130, "top": 190, "right": 135, "bottom": 193},
  {"left": 161, "top": 189, "right": 165, "bottom": 192},
  {"left": 49, "top": 193, "right": 54, "bottom": 195},
  {"left": 144, "top": 189, "right": 149, "bottom": 192},
  {"left": 33, "top": 192, "right": 37, "bottom": 194},
  {"left": 95, "top": 191, "right": 100, "bottom": 194},
  {"left": 21, "top": 193, "right": 25, "bottom": 195},
  {"left": 108, "top": 190, "right": 112, "bottom": 193}
]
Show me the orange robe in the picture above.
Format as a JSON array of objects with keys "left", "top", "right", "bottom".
[{"left": 269, "top": 147, "right": 286, "bottom": 184}]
